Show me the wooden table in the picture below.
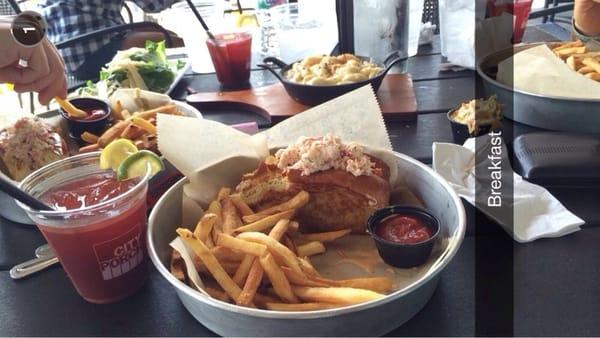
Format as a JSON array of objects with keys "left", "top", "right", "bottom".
[{"left": 2, "top": 28, "right": 600, "bottom": 336}]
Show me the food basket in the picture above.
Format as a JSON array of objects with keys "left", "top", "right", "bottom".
[{"left": 148, "top": 151, "right": 466, "bottom": 336}]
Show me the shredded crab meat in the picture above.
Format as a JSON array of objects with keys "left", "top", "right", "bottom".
[{"left": 275, "top": 134, "right": 375, "bottom": 176}]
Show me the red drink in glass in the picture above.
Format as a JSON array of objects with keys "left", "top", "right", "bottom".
[
  {"left": 18, "top": 153, "right": 149, "bottom": 304},
  {"left": 206, "top": 32, "right": 252, "bottom": 85},
  {"left": 486, "top": 0, "right": 533, "bottom": 43}
]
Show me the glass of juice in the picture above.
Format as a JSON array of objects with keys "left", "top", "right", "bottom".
[
  {"left": 205, "top": 32, "right": 252, "bottom": 86},
  {"left": 17, "top": 152, "right": 150, "bottom": 304}
]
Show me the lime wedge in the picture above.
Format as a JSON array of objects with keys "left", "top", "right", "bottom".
[
  {"left": 117, "top": 150, "right": 164, "bottom": 181},
  {"left": 100, "top": 139, "right": 139, "bottom": 170},
  {"left": 235, "top": 13, "right": 259, "bottom": 28}
]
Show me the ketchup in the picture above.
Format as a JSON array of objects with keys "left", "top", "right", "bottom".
[
  {"left": 71, "top": 108, "right": 106, "bottom": 121},
  {"left": 375, "top": 214, "right": 433, "bottom": 244}
]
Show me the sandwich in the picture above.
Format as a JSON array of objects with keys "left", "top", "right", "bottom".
[
  {"left": 235, "top": 134, "right": 390, "bottom": 233},
  {"left": 0, "top": 117, "right": 68, "bottom": 181}
]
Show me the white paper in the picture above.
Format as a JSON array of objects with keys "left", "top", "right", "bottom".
[
  {"left": 497, "top": 44, "right": 600, "bottom": 99},
  {"left": 432, "top": 139, "right": 584, "bottom": 243}
]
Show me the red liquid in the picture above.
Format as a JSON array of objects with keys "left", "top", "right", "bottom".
[
  {"left": 206, "top": 32, "right": 252, "bottom": 85},
  {"left": 375, "top": 214, "right": 433, "bottom": 244},
  {"left": 71, "top": 108, "right": 107, "bottom": 121},
  {"left": 486, "top": 0, "right": 533, "bottom": 43},
  {"left": 39, "top": 173, "right": 147, "bottom": 304}
]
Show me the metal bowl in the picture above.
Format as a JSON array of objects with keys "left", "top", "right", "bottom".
[
  {"left": 148, "top": 152, "right": 466, "bottom": 336},
  {"left": 258, "top": 53, "right": 407, "bottom": 106},
  {"left": 477, "top": 42, "right": 600, "bottom": 133}
]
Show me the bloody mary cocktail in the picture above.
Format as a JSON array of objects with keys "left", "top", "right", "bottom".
[
  {"left": 18, "top": 152, "right": 149, "bottom": 304},
  {"left": 206, "top": 32, "right": 252, "bottom": 85}
]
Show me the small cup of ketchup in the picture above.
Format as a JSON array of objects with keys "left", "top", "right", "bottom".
[
  {"left": 59, "top": 97, "right": 111, "bottom": 142},
  {"left": 367, "top": 205, "right": 440, "bottom": 268}
]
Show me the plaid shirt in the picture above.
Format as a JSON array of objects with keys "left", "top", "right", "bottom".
[{"left": 39, "top": 0, "right": 178, "bottom": 72}]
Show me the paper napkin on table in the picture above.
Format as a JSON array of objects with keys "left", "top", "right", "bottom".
[{"left": 432, "top": 137, "right": 584, "bottom": 242}]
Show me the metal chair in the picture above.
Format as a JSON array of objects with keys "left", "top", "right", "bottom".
[
  {"left": 422, "top": 0, "right": 439, "bottom": 34},
  {"left": 541, "top": 0, "right": 574, "bottom": 24}
]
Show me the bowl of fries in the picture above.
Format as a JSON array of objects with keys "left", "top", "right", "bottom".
[
  {"left": 148, "top": 151, "right": 466, "bottom": 336},
  {"left": 478, "top": 41, "right": 600, "bottom": 133}
]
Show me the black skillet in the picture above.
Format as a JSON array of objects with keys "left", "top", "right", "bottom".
[{"left": 258, "top": 52, "right": 408, "bottom": 106}]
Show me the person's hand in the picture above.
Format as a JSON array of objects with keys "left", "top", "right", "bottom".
[
  {"left": 0, "top": 22, "right": 67, "bottom": 105},
  {"left": 574, "top": 0, "right": 600, "bottom": 37}
]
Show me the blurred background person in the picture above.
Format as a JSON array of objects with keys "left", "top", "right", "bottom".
[{"left": 39, "top": 0, "right": 184, "bottom": 80}]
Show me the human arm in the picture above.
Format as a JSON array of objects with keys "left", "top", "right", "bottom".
[{"left": 573, "top": 0, "right": 600, "bottom": 37}]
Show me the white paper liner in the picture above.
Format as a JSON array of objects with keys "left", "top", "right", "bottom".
[{"left": 497, "top": 44, "right": 600, "bottom": 99}]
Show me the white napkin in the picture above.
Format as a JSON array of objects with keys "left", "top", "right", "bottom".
[{"left": 432, "top": 137, "right": 584, "bottom": 242}]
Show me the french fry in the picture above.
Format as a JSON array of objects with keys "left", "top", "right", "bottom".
[
  {"left": 79, "top": 143, "right": 100, "bottom": 153},
  {"left": 230, "top": 194, "right": 254, "bottom": 216},
  {"left": 112, "top": 100, "right": 123, "bottom": 118},
  {"left": 309, "top": 276, "right": 394, "bottom": 293},
  {"left": 259, "top": 253, "right": 299, "bottom": 303},
  {"left": 234, "top": 210, "right": 294, "bottom": 233},
  {"left": 221, "top": 197, "right": 242, "bottom": 234},
  {"left": 210, "top": 246, "right": 245, "bottom": 262},
  {"left": 120, "top": 123, "right": 145, "bottom": 140},
  {"left": 242, "top": 191, "right": 309, "bottom": 223},
  {"left": 582, "top": 57, "right": 600, "bottom": 74},
  {"left": 300, "top": 229, "right": 352, "bottom": 242},
  {"left": 253, "top": 293, "right": 280, "bottom": 308},
  {"left": 176, "top": 228, "right": 242, "bottom": 300},
  {"left": 193, "top": 213, "right": 218, "bottom": 243},
  {"left": 282, "top": 234, "right": 298, "bottom": 255},
  {"left": 298, "top": 257, "right": 321, "bottom": 277},
  {"left": 552, "top": 40, "right": 583, "bottom": 51},
  {"left": 577, "top": 66, "right": 595, "bottom": 74},
  {"left": 233, "top": 254, "right": 255, "bottom": 286},
  {"left": 204, "top": 286, "right": 230, "bottom": 302},
  {"left": 286, "top": 221, "right": 299, "bottom": 234},
  {"left": 170, "top": 250, "right": 186, "bottom": 282},
  {"left": 585, "top": 72, "right": 600, "bottom": 81},
  {"left": 297, "top": 241, "right": 326, "bottom": 257},
  {"left": 237, "top": 232, "right": 303, "bottom": 275},
  {"left": 237, "top": 259, "right": 263, "bottom": 306},
  {"left": 268, "top": 219, "right": 290, "bottom": 240},
  {"left": 120, "top": 109, "right": 131, "bottom": 120},
  {"left": 133, "top": 104, "right": 177, "bottom": 119},
  {"left": 293, "top": 286, "right": 384, "bottom": 305},
  {"left": 555, "top": 46, "right": 587, "bottom": 59},
  {"left": 217, "top": 187, "right": 231, "bottom": 201},
  {"left": 193, "top": 257, "right": 239, "bottom": 275},
  {"left": 237, "top": 218, "right": 290, "bottom": 305},
  {"left": 217, "top": 233, "right": 268, "bottom": 257},
  {"left": 97, "top": 120, "right": 129, "bottom": 147},
  {"left": 281, "top": 266, "right": 328, "bottom": 287},
  {"left": 265, "top": 302, "right": 339, "bottom": 311},
  {"left": 130, "top": 116, "right": 157, "bottom": 135},
  {"left": 80, "top": 131, "right": 99, "bottom": 144}
]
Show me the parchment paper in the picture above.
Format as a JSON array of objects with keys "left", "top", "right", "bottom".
[
  {"left": 159, "top": 85, "right": 455, "bottom": 301},
  {"left": 497, "top": 44, "right": 600, "bottom": 99},
  {"left": 158, "top": 85, "right": 399, "bottom": 211}
]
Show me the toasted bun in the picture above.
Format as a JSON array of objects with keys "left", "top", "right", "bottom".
[{"left": 236, "top": 156, "right": 390, "bottom": 233}]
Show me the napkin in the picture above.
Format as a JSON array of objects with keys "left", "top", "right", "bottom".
[{"left": 432, "top": 137, "right": 584, "bottom": 242}]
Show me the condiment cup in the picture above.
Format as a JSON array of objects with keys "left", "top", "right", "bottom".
[
  {"left": 59, "top": 97, "right": 111, "bottom": 141},
  {"left": 367, "top": 205, "right": 440, "bottom": 268},
  {"left": 447, "top": 106, "right": 492, "bottom": 145}
]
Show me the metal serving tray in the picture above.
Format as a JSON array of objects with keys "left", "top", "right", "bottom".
[
  {"left": 148, "top": 151, "right": 466, "bottom": 336},
  {"left": 477, "top": 43, "right": 600, "bottom": 134}
]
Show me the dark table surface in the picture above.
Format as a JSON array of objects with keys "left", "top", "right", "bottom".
[{"left": 2, "top": 27, "right": 600, "bottom": 336}]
